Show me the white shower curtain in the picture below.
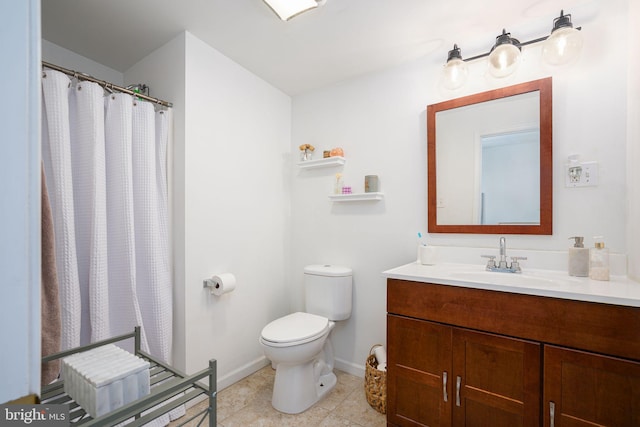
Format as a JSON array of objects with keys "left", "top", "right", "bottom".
[{"left": 41, "top": 69, "right": 180, "bottom": 422}]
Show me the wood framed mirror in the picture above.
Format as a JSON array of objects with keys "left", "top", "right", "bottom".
[{"left": 427, "top": 77, "right": 552, "bottom": 234}]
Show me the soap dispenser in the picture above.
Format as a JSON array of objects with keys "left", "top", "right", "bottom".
[
  {"left": 568, "top": 236, "right": 589, "bottom": 277},
  {"left": 589, "top": 236, "right": 610, "bottom": 281}
]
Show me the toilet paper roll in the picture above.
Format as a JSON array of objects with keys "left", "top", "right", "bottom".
[
  {"left": 209, "top": 273, "right": 236, "bottom": 296},
  {"left": 373, "top": 345, "right": 387, "bottom": 365}
]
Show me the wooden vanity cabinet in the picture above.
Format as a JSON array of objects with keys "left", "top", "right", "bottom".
[
  {"left": 387, "top": 314, "right": 540, "bottom": 427},
  {"left": 387, "top": 278, "right": 640, "bottom": 427},
  {"left": 387, "top": 315, "right": 451, "bottom": 426},
  {"left": 544, "top": 345, "right": 640, "bottom": 427}
]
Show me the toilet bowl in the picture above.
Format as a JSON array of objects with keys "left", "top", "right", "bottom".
[
  {"left": 259, "top": 265, "right": 352, "bottom": 414},
  {"left": 260, "top": 312, "right": 337, "bottom": 414}
]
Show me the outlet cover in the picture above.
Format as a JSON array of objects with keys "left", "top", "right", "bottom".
[{"left": 565, "top": 161, "right": 599, "bottom": 187}]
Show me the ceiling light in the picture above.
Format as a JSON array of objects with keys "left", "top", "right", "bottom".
[
  {"left": 263, "top": 0, "right": 326, "bottom": 21},
  {"left": 488, "top": 30, "right": 521, "bottom": 78},
  {"left": 542, "top": 10, "right": 584, "bottom": 66},
  {"left": 440, "top": 9, "right": 583, "bottom": 90},
  {"left": 441, "top": 44, "right": 468, "bottom": 90}
]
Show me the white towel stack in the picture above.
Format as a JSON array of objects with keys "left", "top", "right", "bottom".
[{"left": 62, "top": 344, "right": 150, "bottom": 418}]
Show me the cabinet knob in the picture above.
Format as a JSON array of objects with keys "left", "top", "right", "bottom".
[
  {"left": 549, "top": 401, "right": 555, "bottom": 427},
  {"left": 456, "top": 376, "right": 462, "bottom": 407}
]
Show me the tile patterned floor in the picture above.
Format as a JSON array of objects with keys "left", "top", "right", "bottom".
[{"left": 169, "top": 366, "right": 386, "bottom": 427}]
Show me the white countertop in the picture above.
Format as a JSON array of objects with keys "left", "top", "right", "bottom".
[{"left": 382, "top": 262, "right": 640, "bottom": 308}]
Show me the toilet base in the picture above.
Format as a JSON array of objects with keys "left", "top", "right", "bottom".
[
  {"left": 316, "top": 371, "right": 337, "bottom": 399},
  {"left": 271, "top": 360, "right": 337, "bottom": 414}
]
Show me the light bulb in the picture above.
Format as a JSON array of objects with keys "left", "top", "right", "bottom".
[
  {"left": 441, "top": 58, "right": 468, "bottom": 90},
  {"left": 542, "top": 26, "right": 583, "bottom": 65},
  {"left": 488, "top": 43, "right": 521, "bottom": 78}
]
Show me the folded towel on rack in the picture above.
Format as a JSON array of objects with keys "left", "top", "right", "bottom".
[{"left": 41, "top": 164, "right": 61, "bottom": 385}]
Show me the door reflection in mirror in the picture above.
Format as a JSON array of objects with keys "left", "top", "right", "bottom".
[{"left": 480, "top": 129, "right": 540, "bottom": 225}]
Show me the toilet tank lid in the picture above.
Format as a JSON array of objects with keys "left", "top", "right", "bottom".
[{"left": 304, "top": 264, "right": 352, "bottom": 277}]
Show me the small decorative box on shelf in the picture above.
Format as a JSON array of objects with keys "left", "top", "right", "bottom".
[
  {"left": 297, "top": 156, "right": 346, "bottom": 169},
  {"left": 328, "top": 192, "right": 384, "bottom": 202}
]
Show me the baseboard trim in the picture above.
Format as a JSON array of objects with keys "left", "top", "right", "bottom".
[
  {"left": 183, "top": 356, "right": 271, "bottom": 411},
  {"left": 217, "top": 356, "right": 270, "bottom": 391},
  {"left": 334, "top": 357, "right": 365, "bottom": 378}
]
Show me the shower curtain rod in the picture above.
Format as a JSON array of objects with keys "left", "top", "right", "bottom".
[{"left": 42, "top": 61, "right": 173, "bottom": 108}]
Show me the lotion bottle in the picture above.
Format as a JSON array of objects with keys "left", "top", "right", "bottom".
[
  {"left": 334, "top": 173, "right": 344, "bottom": 194},
  {"left": 568, "top": 236, "right": 589, "bottom": 277},
  {"left": 589, "top": 236, "right": 610, "bottom": 281}
]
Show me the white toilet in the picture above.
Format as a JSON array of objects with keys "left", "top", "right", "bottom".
[{"left": 259, "top": 264, "right": 352, "bottom": 414}]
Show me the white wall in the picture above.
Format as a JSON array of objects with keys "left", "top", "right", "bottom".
[
  {"left": 125, "top": 31, "right": 293, "bottom": 387},
  {"left": 42, "top": 39, "right": 124, "bottom": 86},
  {"left": 290, "top": 0, "right": 633, "bottom": 374},
  {"left": 180, "top": 32, "right": 292, "bottom": 385},
  {"left": 0, "top": 0, "right": 41, "bottom": 403}
]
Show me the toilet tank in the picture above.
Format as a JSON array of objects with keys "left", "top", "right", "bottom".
[{"left": 304, "top": 265, "right": 352, "bottom": 321}]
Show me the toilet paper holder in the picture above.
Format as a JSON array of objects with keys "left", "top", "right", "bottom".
[
  {"left": 203, "top": 272, "right": 237, "bottom": 296},
  {"left": 203, "top": 278, "right": 219, "bottom": 290}
]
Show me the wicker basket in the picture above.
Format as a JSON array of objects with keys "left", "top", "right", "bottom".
[{"left": 364, "top": 345, "right": 387, "bottom": 414}]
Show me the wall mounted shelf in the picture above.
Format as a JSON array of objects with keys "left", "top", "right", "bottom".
[
  {"left": 328, "top": 192, "right": 384, "bottom": 202},
  {"left": 297, "top": 156, "right": 345, "bottom": 169}
]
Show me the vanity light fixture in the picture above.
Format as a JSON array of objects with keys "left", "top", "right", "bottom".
[
  {"left": 442, "top": 10, "right": 583, "bottom": 88},
  {"left": 442, "top": 44, "right": 469, "bottom": 90},
  {"left": 488, "top": 30, "right": 522, "bottom": 78},
  {"left": 542, "top": 10, "right": 584, "bottom": 65},
  {"left": 263, "top": 0, "right": 326, "bottom": 21}
]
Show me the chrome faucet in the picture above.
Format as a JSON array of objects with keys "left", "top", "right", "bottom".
[
  {"left": 498, "top": 236, "right": 508, "bottom": 269},
  {"left": 481, "top": 237, "right": 527, "bottom": 273}
]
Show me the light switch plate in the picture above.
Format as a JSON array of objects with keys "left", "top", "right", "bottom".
[{"left": 565, "top": 161, "right": 599, "bottom": 187}]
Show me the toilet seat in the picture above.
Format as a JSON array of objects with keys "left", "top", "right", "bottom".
[{"left": 261, "top": 312, "right": 330, "bottom": 347}]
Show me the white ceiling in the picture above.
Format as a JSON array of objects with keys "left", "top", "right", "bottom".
[{"left": 41, "top": 0, "right": 599, "bottom": 95}]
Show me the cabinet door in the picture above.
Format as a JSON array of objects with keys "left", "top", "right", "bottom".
[
  {"left": 544, "top": 345, "right": 640, "bottom": 427},
  {"left": 387, "top": 314, "right": 452, "bottom": 427},
  {"left": 451, "top": 328, "right": 541, "bottom": 427}
]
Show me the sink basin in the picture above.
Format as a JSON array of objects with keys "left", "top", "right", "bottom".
[{"left": 448, "top": 270, "right": 581, "bottom": 288}]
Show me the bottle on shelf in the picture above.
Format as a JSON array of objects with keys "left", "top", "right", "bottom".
[{"left": 334, "top": 173, "right": 344, "bottom": 194}]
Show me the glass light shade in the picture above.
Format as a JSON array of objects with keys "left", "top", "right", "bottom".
[
  {"left": 441, "top": 58, "right": 468, "bottom": 90},
  {"left": 263, "top": 0, "right": 318, "bottom": 20},
  {"left": 542, "top": 26, "right": 583, "bottom": 65},
  {"left": 488, "top": 43, "right": 521, "bottom": 78}
]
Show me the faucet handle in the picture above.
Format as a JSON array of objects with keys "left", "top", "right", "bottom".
[
  {"left": 481, "top": 255, "right": 497, "bottom": 269},
  {"left": 510, "top": 256, "right": 527, "bottom": 272}
]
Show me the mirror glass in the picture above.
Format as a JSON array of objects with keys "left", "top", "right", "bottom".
[{"left": 427, "top": 78, "right": 552, "bottom": 234}]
